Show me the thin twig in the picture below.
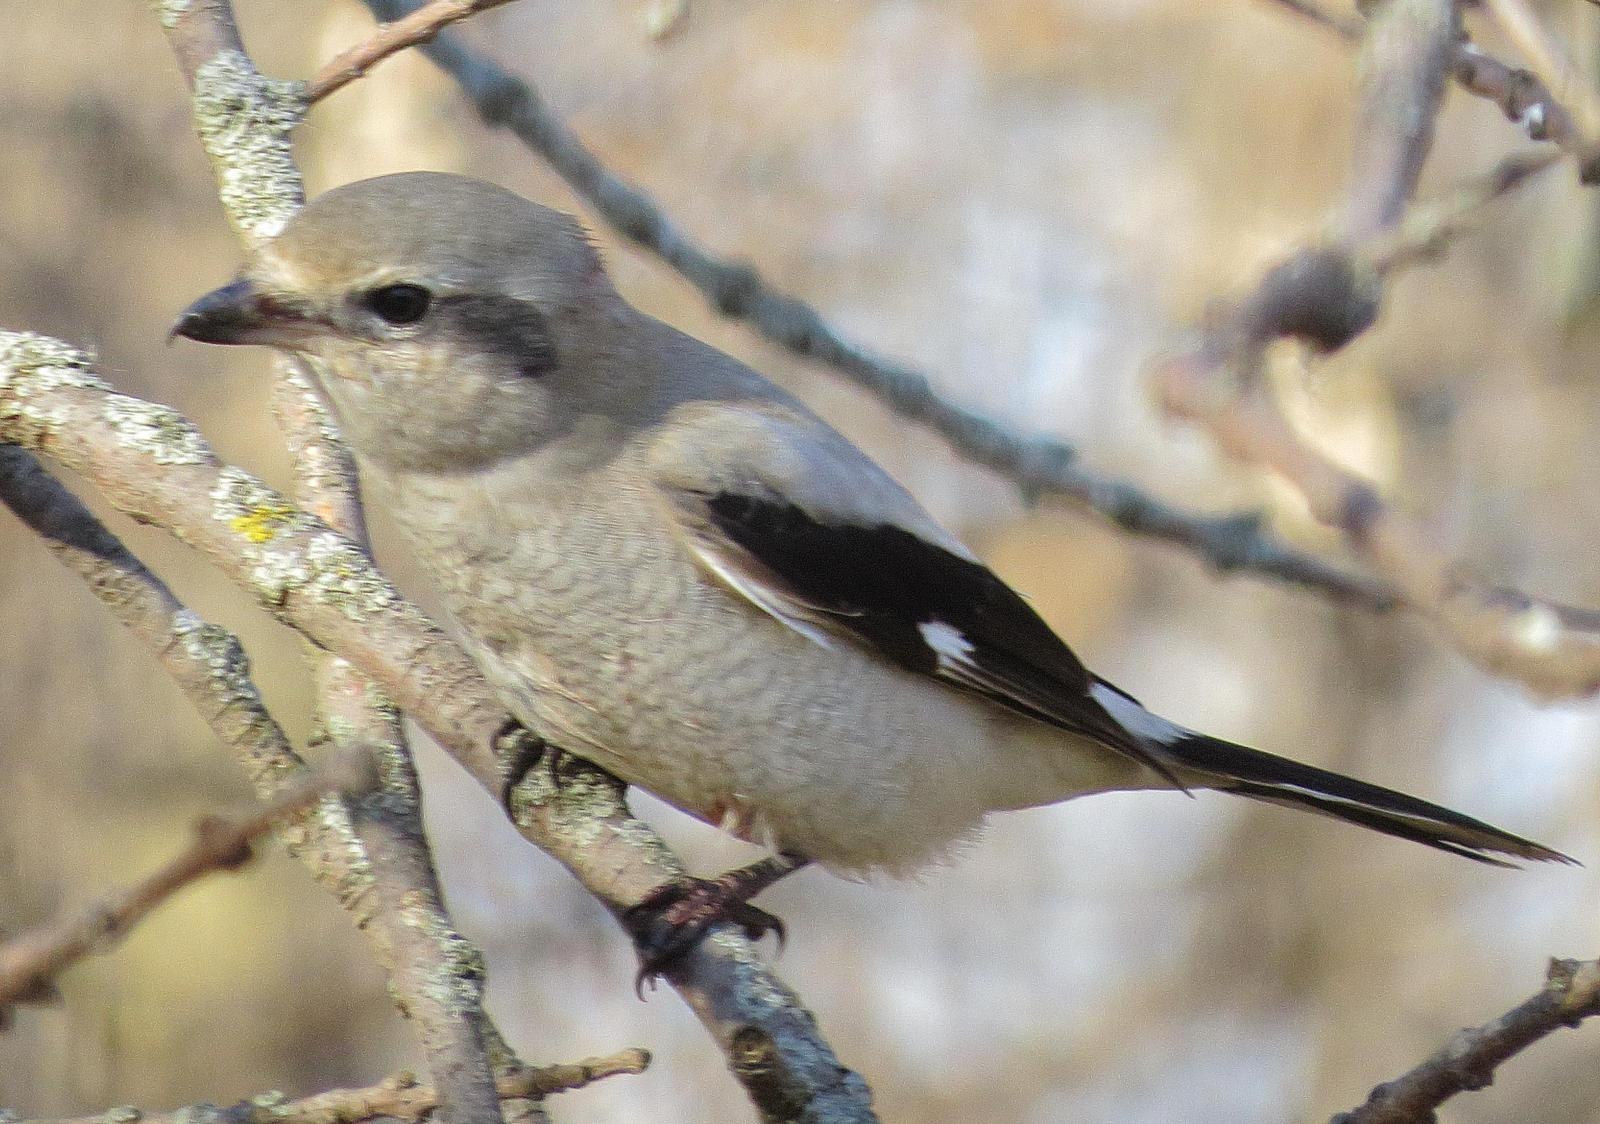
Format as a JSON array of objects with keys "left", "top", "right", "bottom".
[
  {"left": 1266, "top": 0, "right": 1365, "bottom": 38},
  {"left": 1481, "top": 0, "right": 1600, "bottom": 173},
  {"left": 1334, "top": 958, "right": 1600, "bottom": 1123},
  {"left": 17, "top": 1048, "right": 652, "bottom": 1124},
  {"left": 354, "top": 0, "right": 1395, "bottom": 612},
  {"left": 1452, "top": 43, "right": 1583, "bottom": 155},
  {"left": 0, "top": 753, "right": 373, "bottom": 1015},
  {"left": 307, "top": 0, "right": 519, "bottom": 103},
  {"left": 1363, "top": 148, "right": 1561, "bottom": 273},
  {"left": 1262, "top": 0, "right": 1589, "bottom": 167}
]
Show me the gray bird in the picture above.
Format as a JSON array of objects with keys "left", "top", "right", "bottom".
[{"left": 175, "top": 172, "right": 1569, "bottom": 965}]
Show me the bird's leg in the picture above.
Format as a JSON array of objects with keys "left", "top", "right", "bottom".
[{"left": 624, "top": 852, "right": 811, "bottom": 993}]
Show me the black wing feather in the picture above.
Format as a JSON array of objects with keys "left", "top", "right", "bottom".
[{"left": 701, "top": 492, "right": 1185, "bottom": 786}]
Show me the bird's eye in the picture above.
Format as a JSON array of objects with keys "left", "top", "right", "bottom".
[{"left": 365, "top": 283, "right": 432, "bottom": 326}]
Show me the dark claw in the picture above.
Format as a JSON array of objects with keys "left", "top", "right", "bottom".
[
  {"left": 495, "top": 721, "right": 551, "bottom": 815},
  {"left": 623, "top": 877, "right": 788, "bottom": 996}
]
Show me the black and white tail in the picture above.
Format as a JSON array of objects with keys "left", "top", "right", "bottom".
[
  {"left": 1170, "top": 732, "right": 1571, "bottom": 866},
  {"left": 1088, "top": 683, "right": 1573, "bottom": 867}
]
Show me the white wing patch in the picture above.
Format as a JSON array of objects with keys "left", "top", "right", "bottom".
[
  {"left": 918, "top": 618, "right": 1053, "bottom": 709},
  {"left": 918, "top": 619, "right": 974, "bottom": 667},
  {"left": 1087, "top": 680, "right": 1184, "bottom": 747}
]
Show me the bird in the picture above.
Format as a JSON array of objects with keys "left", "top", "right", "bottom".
[{"left": 174, "top": 171, "right": 1571, "bottom": 971}]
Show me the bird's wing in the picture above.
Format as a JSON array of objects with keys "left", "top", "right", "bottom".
[{"left": 657, "top": 476, "right": 1188, "bottom": 789}]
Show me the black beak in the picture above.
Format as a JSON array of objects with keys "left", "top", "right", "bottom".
[{"left": 171, "top": 279, "right": 318, "bottom": 347}]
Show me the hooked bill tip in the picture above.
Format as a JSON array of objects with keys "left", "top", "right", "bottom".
[{"left": 172, "top": 279, "right": 318, "bottom": 348}]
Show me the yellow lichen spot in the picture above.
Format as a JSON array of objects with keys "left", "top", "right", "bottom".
[{"left": 230, "top": 503, "right": 298, "bottom": 544}]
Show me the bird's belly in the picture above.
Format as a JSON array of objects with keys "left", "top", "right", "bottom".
[{"left": 385, "top": 472, "right": 1133, "bottom": 873}]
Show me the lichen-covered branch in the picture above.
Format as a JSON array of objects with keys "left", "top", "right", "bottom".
[
  {"left": 158, "top": 3, "right": 876, "bottom": 1117},
  {"left": 1334, "top": 958, "right": 1600, "bottom": 1123},
  {"left": 307, "top": 0, "right": 520, "bottom": 103},
  {"left": 352, "top": 0, "right": 1394, "bottom": 613},
  {"left": 0, "top": 446, "right": 308, "bottom": 794},
  {"left": 0, "top": 754, "right": 372, "bottom": 1016},
  {"left": 159, "top": 6, "right": 515, "bottom": 1120},
  {"left": 0, "top": 329, "right": 876, "bottom": 1121},
  {"left": 17, "top": 1047, "right": 652, "bottom": 1124}
]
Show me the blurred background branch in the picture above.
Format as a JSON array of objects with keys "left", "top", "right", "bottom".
[
  {"left": 1336, "top": 957, "right": 1600, "bottom": 1123},
  {"left": 358, "top": 0, "right": 1405, "bottom": 612},
  {"left": 1159, "top": 0, "right": 1600, "bottom": 699},
  {"left": 0, "top": 752, "right": 369, "bottom": 1017}
]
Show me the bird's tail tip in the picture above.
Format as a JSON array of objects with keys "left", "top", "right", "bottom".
[{"left": 1167, "top": 733, "right": 1575, "bottom": 868}]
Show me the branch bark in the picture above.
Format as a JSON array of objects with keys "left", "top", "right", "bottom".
[
  {"left": 19, "top": 1047, "right": 651, "bottom": 1124},
  {"left": 1334, "top": 958, "right": 1600, "bottom": 1123}
]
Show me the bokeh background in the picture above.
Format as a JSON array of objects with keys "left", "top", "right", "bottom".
[{"left": 4, "top": 1, "right": 1600, "bottom": 1120}]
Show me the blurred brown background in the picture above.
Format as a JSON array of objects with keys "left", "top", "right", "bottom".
[{"left": 3, "top": 1, "right": 1600, "bottom": 1120}]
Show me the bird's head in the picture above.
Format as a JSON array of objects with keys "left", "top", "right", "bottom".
[{"left": 175, "top": 171, "right": 632, "bottom": 473}]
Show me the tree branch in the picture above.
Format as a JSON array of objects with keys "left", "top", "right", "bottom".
[
  {"left": 1344, "top": 0, "right": 1457, "bottom": 239},
  {"left": 17, "top": 1047, "right": 651, "bottom": 1124},
  {"left": 307, "top": 0, "right": 520, "bottom": 103},
  {"left": 0, "top": 753, "right": 373, "bottom": 1016},
  {"left": 1334, "top": 958, "right": 1600, "bottom": 1123},
  {"left": 1264, "top": 0, "right": 1590, "bottom": 167}
]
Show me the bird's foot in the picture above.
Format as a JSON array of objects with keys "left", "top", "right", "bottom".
[
  {"left": 622, "top": 853, "right": 809, "bottom": 995},
  {"left": 495, "top": 720, "right": 561, "bottom": 814}
]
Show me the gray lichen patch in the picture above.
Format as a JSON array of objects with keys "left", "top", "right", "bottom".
[
  {"left": 512, "top": 763, "right": 633, "bottom": 851},
  {"left": 0, "top": 332, "right": 111, "bottom": 448},
  {"left": 169, "top": 608, "right": 301, "bottom": 786},
  {"left": 285, "top": 793, "right": 377, "bottom": 916},
  {"left": 705, "top": 930, "right": 792, "bottom": 1009},
  {"left": 404, "top": 905, "right": 488, "bottom": 1010},
  {"left": 171, "top": 609, "right": 257, "bottom": 704},
  {"left": 191, "top": 51, "right": 307, "bottom": 242},
  {"left": 103, "top": 397, "right": 214, "bottom": 465},
  {"left": 304, "top": 530, "right": 401, "bottom": 620},
  {"left": 167, "top": 1104, "right": 228, "bottom": 1124}
]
